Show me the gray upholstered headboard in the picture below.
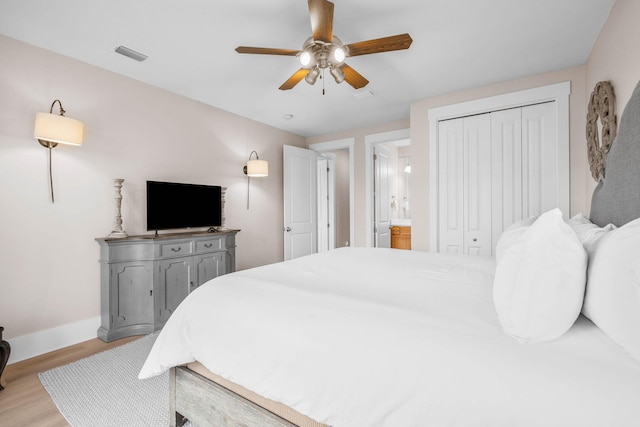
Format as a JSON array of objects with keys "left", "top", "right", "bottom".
[{"left": 590, "top": 80, "right": 640, "bottom": 227}]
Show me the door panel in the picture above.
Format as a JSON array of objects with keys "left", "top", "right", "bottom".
[
  {"left": 194, "top": 252, "right": 224, "bottom": 287},
  {"left": 437, "top": 119, "right": 465, "bottom": 254},
  {"left": 111, "top": 263, "right": 153, "bottom": 328},
  {"left": 491, "top": 108, "right": 523, "bottom": 252},
  {"left": 284, "top": 145, "right": 317, "bottom": 260},
  {"left": 463, "top": 114, "right": 492, "bottom": 256},
  {"left": 157, "top": 258, "right": 191, "bottom": 322},
  {"left": 522, "top": 102, "right": 557, "bottom": 217},
  {"left": 374, "top": 147, "right": 391, "bottom": 248}
]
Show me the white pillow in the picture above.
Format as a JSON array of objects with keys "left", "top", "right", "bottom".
[
  {"left": 494, "top": 216, "right": 537, "bottom": 263},
  {"left": 566, "top": 213, "right": 616, "bottom": 258},
  {"left": 582, "top": 217, "right": 640, "bottom": 362},
  {"left": 493, "top": 209, "right": 587, "bottom": 343}
]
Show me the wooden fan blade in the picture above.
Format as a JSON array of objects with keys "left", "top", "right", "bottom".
[
  {"left": 340, "top": 64, "right": 369, "bottom": 89},
  {"left": 345, "top": 33, "right": 413, "bottom": 57},
  {"left": 235, "top": 46, "right": 299, "bottom": 56},
  {"left": 279, "top": 69, "right": 310, "bottom": 90},
  {"left": 308, "top": 0, "right": 334, "bottom": 43}
]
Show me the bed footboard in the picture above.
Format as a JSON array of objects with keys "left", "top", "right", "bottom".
[{"left": 170, "top": 366, "right": 298, "bottom": 427}]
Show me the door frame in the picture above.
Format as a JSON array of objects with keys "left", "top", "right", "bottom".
[
  {"left": 427, "top": 81, "right": 571, "bottom": 252},
  {"left": 364, "top": 129, "right": 411, "bottom": 247},
  {"left": 308, "top": 138, "right": 355, "bottom": 248}
]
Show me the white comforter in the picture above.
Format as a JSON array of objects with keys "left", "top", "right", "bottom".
[{"left": 140, "top": 247, "right": 640, "bottom": 426}]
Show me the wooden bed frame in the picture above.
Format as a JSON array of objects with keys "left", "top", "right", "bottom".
[{"left": 170, "top": 366, "right": 300, "bottom": 427}]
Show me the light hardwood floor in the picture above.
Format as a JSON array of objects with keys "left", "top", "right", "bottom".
[{"left": 0, "top": 336, "right": 141, "bottom": 426}]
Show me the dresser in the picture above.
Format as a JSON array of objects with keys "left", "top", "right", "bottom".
[{"left": 96, "top": 230, "right": 239, "bottom": 342}]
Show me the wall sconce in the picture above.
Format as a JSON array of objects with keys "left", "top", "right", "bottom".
[
  {"left": 243, "top": 150, "right": 268, "bottom": 209},
  {"left": 34, "top": 99, "right": 84, "bottom": 203}
]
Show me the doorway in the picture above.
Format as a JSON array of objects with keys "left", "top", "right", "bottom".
[
  {"left": 284, "top": 139, "right": 354, "bottom": 260},
  {"left": 365, "top": 129, "right": 411, "bottom": 248}
]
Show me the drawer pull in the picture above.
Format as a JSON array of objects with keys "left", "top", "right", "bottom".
[
  {"left": 171, "top": 247, "right": 182, "bottom": 252},
  {"left": 204, "top": 243, "right": 213, "bottom": 248}
]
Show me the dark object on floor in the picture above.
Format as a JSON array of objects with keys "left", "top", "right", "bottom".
[{"left": 0, "top": 326, "right": 10, "bottom": 391}]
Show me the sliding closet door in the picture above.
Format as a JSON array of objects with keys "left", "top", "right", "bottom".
[{"left": 437, "top": 114, "right": 492, "bottom": 255}]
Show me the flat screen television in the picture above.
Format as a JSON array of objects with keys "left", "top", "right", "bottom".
[{"left": 146, "top": 181, "right": 222, "bottom": 231}]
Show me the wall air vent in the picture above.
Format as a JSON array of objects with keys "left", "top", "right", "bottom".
[{"left": 114, "top": 45, "right": 148, "bottom": 62}]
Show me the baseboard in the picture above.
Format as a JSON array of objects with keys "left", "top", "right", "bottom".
[{"left": 7, "top": 316, "right": 101, "bottom": 364}]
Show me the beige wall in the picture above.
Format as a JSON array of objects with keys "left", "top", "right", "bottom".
[
  {"left": 584, "top": 0, "right": 640, "bottom": 208},
  {"left": 330, "top": 149, "right": 350, "bottom": 248},
  {"left": 0, "top": 35, "right": 305, "bottom": 342}
]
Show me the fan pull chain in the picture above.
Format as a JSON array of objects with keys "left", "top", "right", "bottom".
[{"left": 322, "top": 68, "right": 325, "bottom": 95}]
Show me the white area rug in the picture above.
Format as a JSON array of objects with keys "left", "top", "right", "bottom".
[{"left": 38, "top": 333, "right": 172, "bottom": 427}]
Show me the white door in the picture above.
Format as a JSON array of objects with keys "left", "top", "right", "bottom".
[
  {"left": 437, "top": 118, "right": 464, "bottom": 254},
  {"left": 491, "top": 107, "right": 523, "bottom": 248},
  {"left": 437, "top": 114, "right": 492, "bottom": 256},
  {"left": 521, "top": 102, "right": 558, "bottom": 216},
  {"left": 463, "top": 114, "right": 492, "bottom": 255},
  {"left": 490, "top": 102, "right": 557, "bottom": 250},
  {"left": 284, "top": 145, "right": 317, "bottom": 260},
  {"left": 374, "top": 146, "right": 391, "bottom": 248}
]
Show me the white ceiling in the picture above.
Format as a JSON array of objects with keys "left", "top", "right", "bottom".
[{"left": 0, "top": 0, "right": 615, "bottom": 137}]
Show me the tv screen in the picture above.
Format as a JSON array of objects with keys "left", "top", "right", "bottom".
[{"left": 146, "top": 181, "right": 222, "bottom": 231}]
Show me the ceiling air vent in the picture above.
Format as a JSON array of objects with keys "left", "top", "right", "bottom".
[{"left": 114, "top": 45, "right": 148, "bottom": 62}]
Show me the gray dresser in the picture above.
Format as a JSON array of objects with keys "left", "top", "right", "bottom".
[{"left": 96, "top": 230, "right": 239, "bottom": 342}]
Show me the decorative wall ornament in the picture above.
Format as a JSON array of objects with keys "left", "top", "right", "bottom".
[
  {"left": 587, "top": 81, "right": 617, "bottom": 181},
  {"left": 108, "top": 178, "right": 128, "bottom": 238}
]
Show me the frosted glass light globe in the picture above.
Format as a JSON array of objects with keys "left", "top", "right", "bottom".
[{"left": 300, "top": 51, "right": 312, "bottom": 67}]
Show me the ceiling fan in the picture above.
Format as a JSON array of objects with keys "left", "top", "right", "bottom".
[{"left": 235, "top": 0, "right": 412, "bottom": 91}]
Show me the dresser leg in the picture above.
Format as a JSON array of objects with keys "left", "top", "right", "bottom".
[{"left": 0, "top": 327, "right": 10, "bottom": 391}]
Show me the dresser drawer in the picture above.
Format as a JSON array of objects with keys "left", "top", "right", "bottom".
[
  {"left": 160, "top": 241, "right": 192, "bottom": 257},
  {"left": 195, "top": 237, "right": 223, "bottom": 253}
]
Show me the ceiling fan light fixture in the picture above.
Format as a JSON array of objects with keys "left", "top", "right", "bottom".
[
  {"left": 305, "top": 68, "right": 320, "bottom": 85},
  {"left": 300, "top": 50, "right": 312, "bottom": 67},
  {"left": 330, "top": 66, "right": 345, "bottom": 84},
  {"left": 333, "top": 46, "right": 346, "bottom": 63}
]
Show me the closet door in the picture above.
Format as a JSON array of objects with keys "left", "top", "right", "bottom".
[
  {"left": 491, "top": 108, "right": 523, "bottom": 251},
  {"left": 521, "top": 102, "right": 558, "bottom": 216},
  {"left": 463, "top": 114, "right": 492, "bottom": 255},
  {"left": 490, "top": 102, "right": 557, "bottom": 250},
  {"left": 437, "top": 119, "right": 464, "bottom": 253},
  {"left": 437, "top": 114, "right": 492, "bottom": 255}
]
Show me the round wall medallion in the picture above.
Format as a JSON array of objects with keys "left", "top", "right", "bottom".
[{"left": 586, "top": 81, "right": 617, "bottom": 182}]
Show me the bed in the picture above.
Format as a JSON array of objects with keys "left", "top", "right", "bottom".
[{"left": 139, "top": 81, "right": 640, "bottom": 427}]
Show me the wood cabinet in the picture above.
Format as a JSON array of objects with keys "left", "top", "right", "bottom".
[
  {"left": 96, "top": 230, "right": 238, "bottom": 342},
  {"left": 391, "top": 226, "right": 411, "bottom": 250}
]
